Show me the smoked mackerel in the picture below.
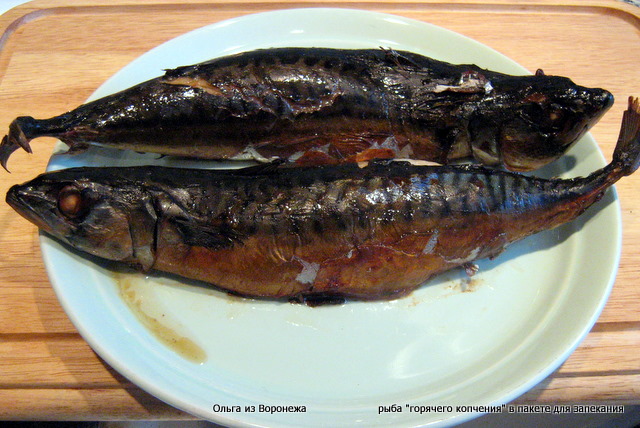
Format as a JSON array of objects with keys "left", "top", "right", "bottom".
[
  {"left": 7, "top": 98, "right": 639, "bottom": 302},
  {"left": 1, "top": 48, "right": 613, "bottom": 172}
]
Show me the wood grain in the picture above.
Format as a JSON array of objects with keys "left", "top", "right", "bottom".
[{"left": 0, "top": 0, "right": 639, "bottom": 421}]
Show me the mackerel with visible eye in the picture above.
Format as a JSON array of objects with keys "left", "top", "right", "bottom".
[{"left": 7, "top": 176, "right": 156, "bottom": 269}]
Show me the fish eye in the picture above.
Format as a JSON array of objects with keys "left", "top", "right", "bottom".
[
  {"left": 548, "top": 104, "right": 564, "bottom": 122},
  {"left": 520, "top": 103, "right": 545, "bottom": 123},
  {"left": 520, "top": 103, "right": 565, "bottom": 129},
  {"left": 57, "top": 185, "right": 84, "bottom": 218}
]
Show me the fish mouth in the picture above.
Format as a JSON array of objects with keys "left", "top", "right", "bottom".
[
  {"left": 601, "top": 90, "right": 615, "bottom": 111},
  {"left": 585, "top": 88, "right": 614, "bottom": 122},
  {"left": 544, "top": 87, "right": 614, "bottom": 151},
  {"left": 6, "top": 184, "right": 57, "bottom": 235},
  {"left": 566, "top": 88, "right": 614, "bottom": 145}
]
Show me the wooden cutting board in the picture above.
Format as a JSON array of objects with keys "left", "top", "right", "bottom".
[{"left": 1, "top": 0, "right": 639, "bottom": 421}]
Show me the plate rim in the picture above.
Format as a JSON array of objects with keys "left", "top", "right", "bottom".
[{"left": 38, "top": 7, "right": 622, "bottom": 427}]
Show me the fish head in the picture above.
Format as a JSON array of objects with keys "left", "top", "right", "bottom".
[
  {"left": 6, "top": 168, "right": 156, "bottom": 268},
  {"left": 470, "top": 74, "right": 613, "bottom": 171}
]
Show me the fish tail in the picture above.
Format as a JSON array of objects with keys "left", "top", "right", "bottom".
[
  {"left": 574, "top": 96, "right": 640, "bottom": 202},
  {"left": 582, "top": 96, "right": 640, "bottom": 188},
  {"left": 610, "top": 96, "right": 640, "bottom": 178},
  {"left": 0, "top": 136, "right": 18, "bottom": 172},
  {"left": 0, "top": 116, "right": 39, "bottom": 172}
]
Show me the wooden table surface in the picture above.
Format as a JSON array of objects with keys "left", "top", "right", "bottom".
[{"left": 1, "top": 0, "right": 639, "bottom": 422}]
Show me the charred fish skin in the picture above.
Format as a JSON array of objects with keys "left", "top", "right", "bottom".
[
  {"left": 7, "top": 97, "right": 640, "bottom": 302},
  {"left": 1, "top": 48, "right": 612, "bottom": 171}
]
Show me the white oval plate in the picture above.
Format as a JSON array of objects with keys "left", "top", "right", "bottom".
[{"left": 41, "top": 8, "right": 620, "bottom": 427}]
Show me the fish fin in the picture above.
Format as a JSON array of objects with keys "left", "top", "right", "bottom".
[
  {"left": 128, "top": 198, "right": 158, "bottom": 271},
  {"left": 463, "top": 262, "right": 479, "bottom": 277},
  {"left": 171, "top": 217, "right": 244, "bottom": 250},
  {"left": 8, "top": 117, "right": 34, "bottom": 153},
  {"left": 162, "top": 64, "right": 197, "bottom": 79},
  {"left": 293, "top": 293, "right": 347, "bottom": 307},
  {"left": 0, "top": 136, "right": 20, "bottom": 172},
  {"left": 0, "top": 117, "right": 39, "bottom": 172},
  {"left": 612, "top": 96, "right": 640, "bottom": 177},
  {"left": 380, "top": 47, "right": 421, "bottom": 69}
]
